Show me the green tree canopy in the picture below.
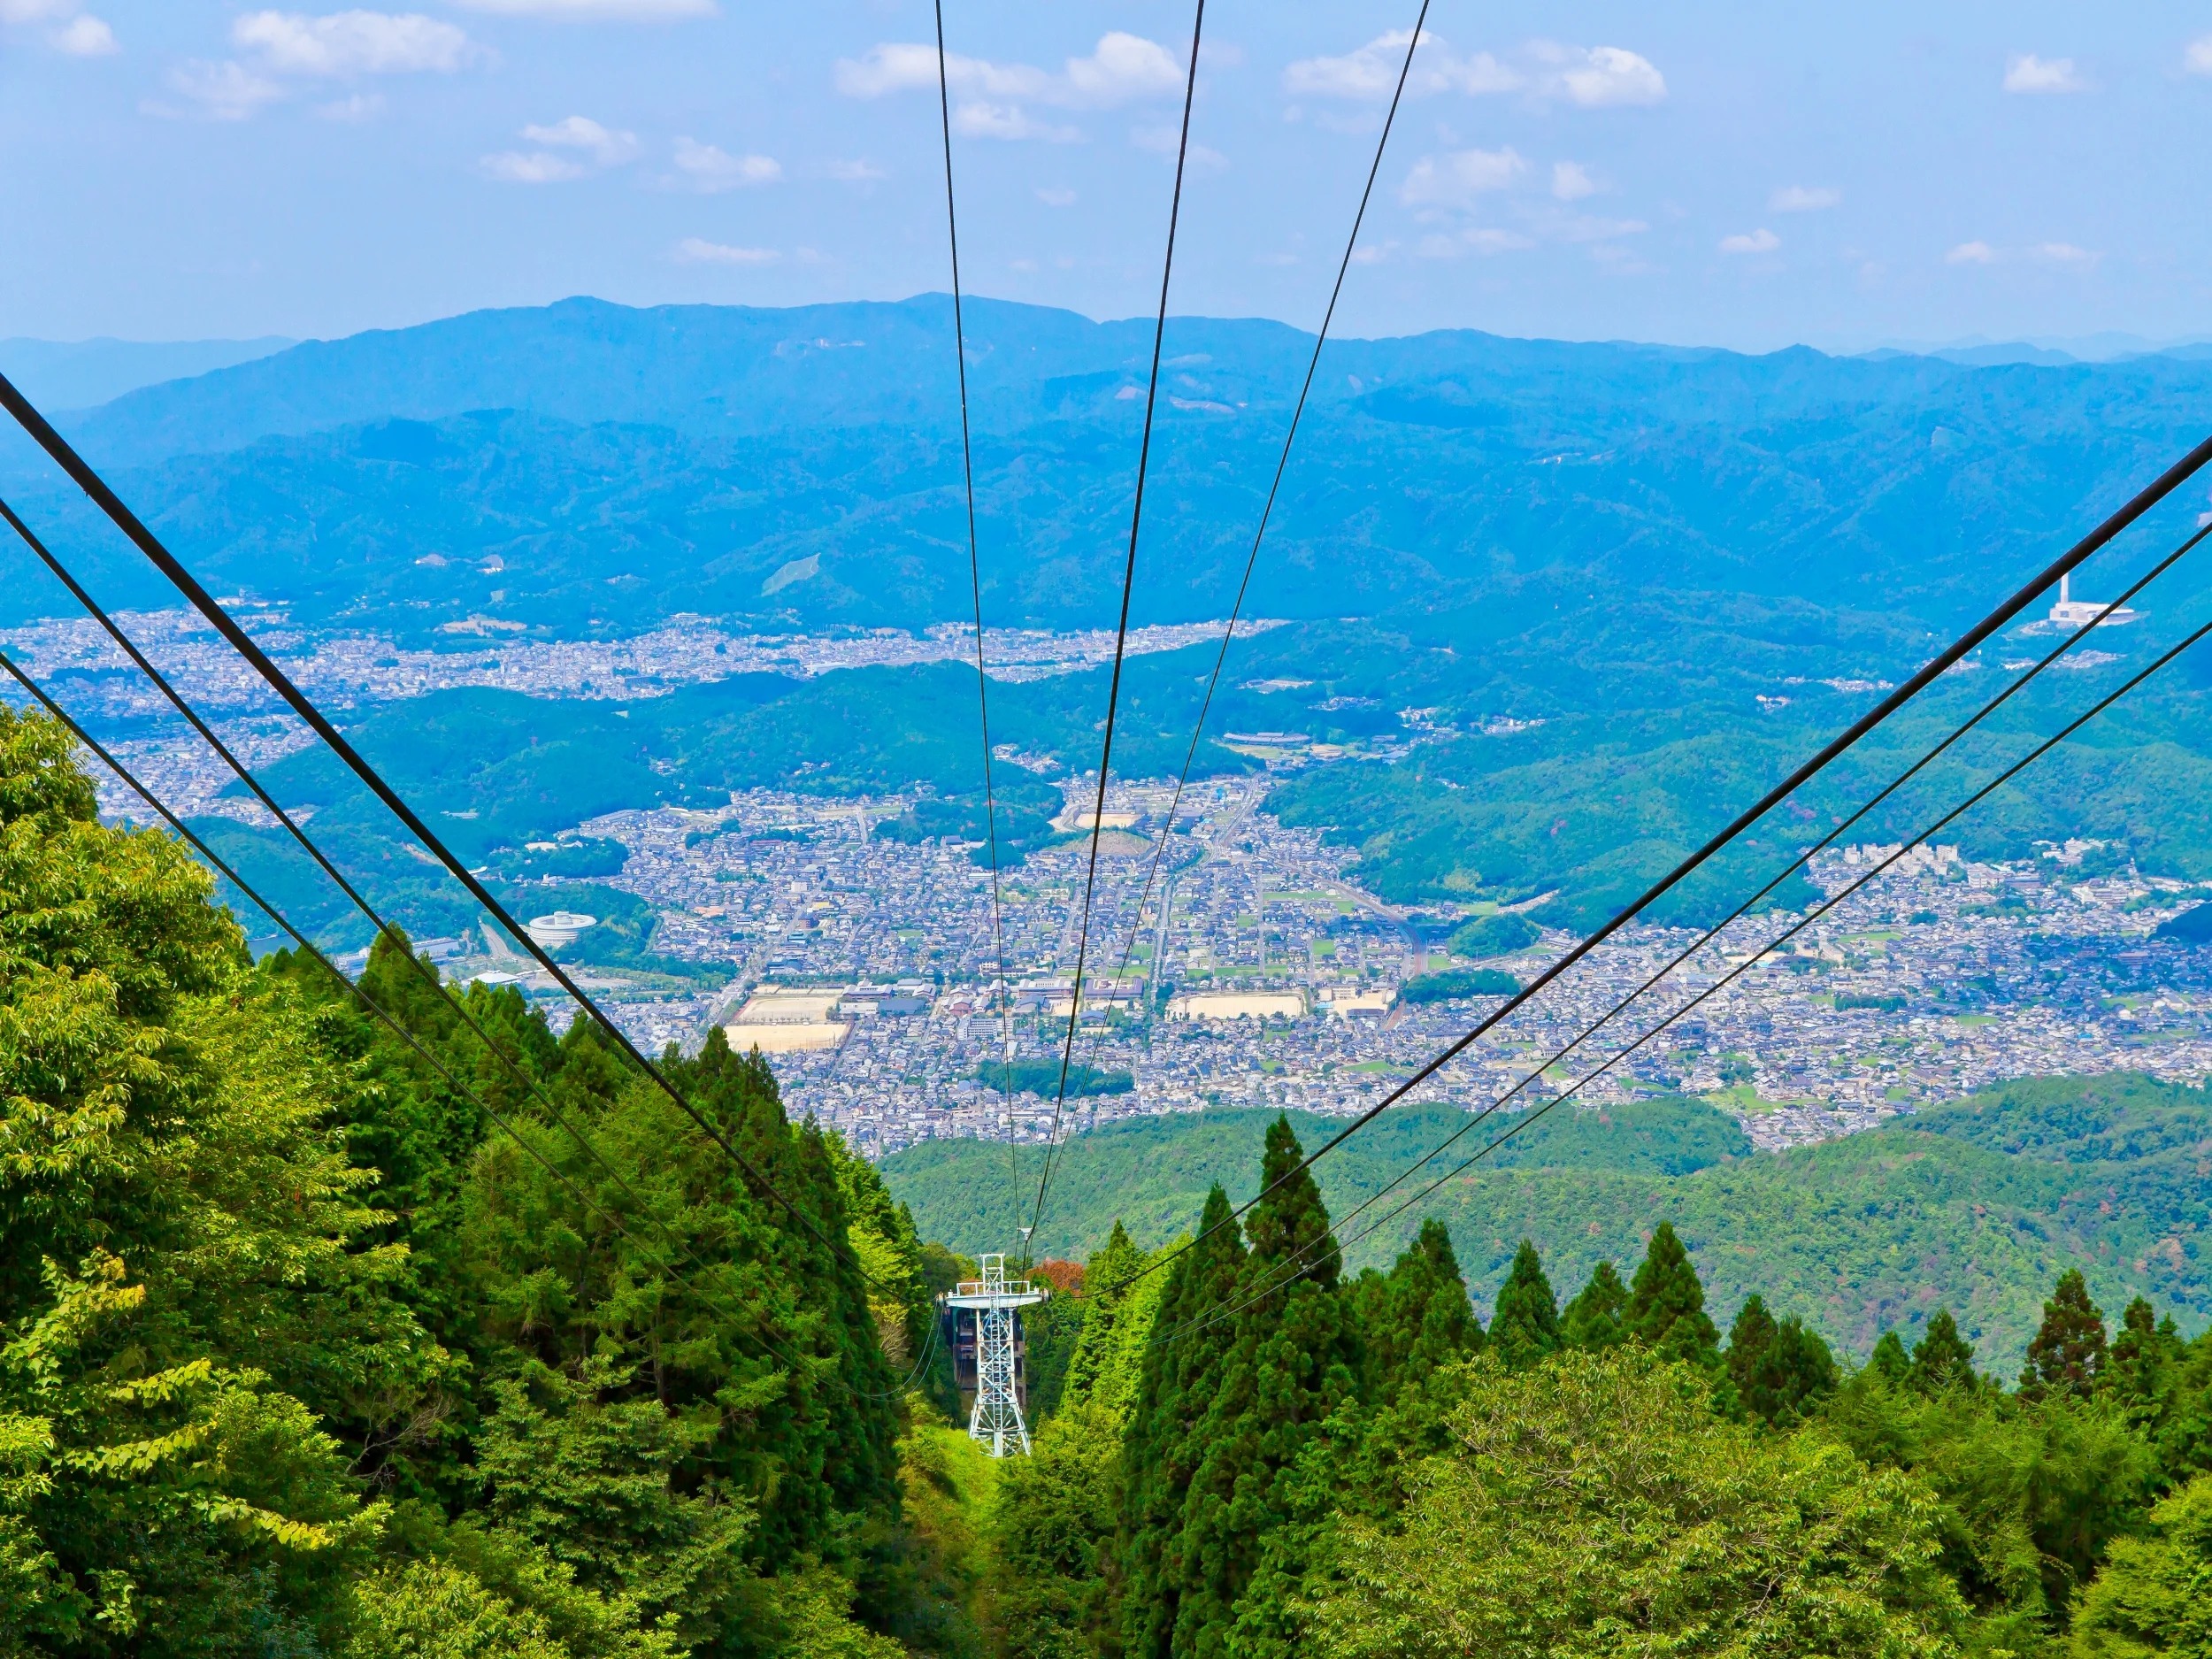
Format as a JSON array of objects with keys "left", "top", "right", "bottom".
[
  {"left": 1626, "top": 1221, "right": 1720, "bottom": 1367},
  {"left": 1560, "top": 1260, "right": 1628, "bottom": 1350},
  {"left": 1168, "top": 1117, "right": 1359, "bottom": 1656},
  {"left": 1118, "top": 1185, "right": 1246, "bottom": 1659},
  {"left": 2069, "top": 1471, "right": 2212, "bottom": 1659},
  {"left": 2023, "top": 1270, "right": 2109, "bottom": 1401},
  {"left": 1487, "top": 1241, "right": 1560, "bottom": 1371},
  {"left": 1911, "top": 1310, "right": 1979, "bottom": 1394},
  {"left": 1362, "top": 1217, "right": 1479, "bottom": 1410},
  {"left": 1725, "top": 1294, "right": 1837, "bottom": 1428},
  {"left": 1303, "top": 1348, "right": 1970, "bottom": 1659}
]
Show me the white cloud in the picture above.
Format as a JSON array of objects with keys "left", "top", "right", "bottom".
[
  {"left": 1460, "top": 227, "right": 1538, "bottom": 255},
  {"left": 1939, "top": 239, "right": 2100, "bottom": 268},
  {"left": 521, "top": 114, "right": 640, "bottom": 164},
  {"left": 1286, "top": 31, "right": 1660, "bottom": 105},
  {"left": 161, "top": 58, "right": 286, "bottom": 119},
  {"left": 1770, "top": 184, "right": 1839, "bottom": 212},
  {"left": 2030, "top": 241, "right": 2101, "bottom": 266},
  {"left": 835, "top": 31, "right": 1180, "bottom": 142},
  {"left": 836, "top": 42, "right": 985, "bottom": 97},
  {"left": 233, "top": 10, "right": 479, "bottom": 75},
  {"left": 1719, "top": 227, "right": 1780, "bottom": 255},
  {"left": 450, "top": 0, "right": 713, "bottom": 17},
  {"left": 480, "top": 150, "right": 586, "bottom": 182},
  {"left": 953, "top": 103, "right": 1079, "bottom": 142},
  {"left": 1531, "top": 41, "right": 1665, "bottom": 106},
  {"left": 2004, "top": 53, "right": 2085, "bottom": 93},
  {"left": 317, "top": 91, "right": 383, "bottom": 119},
  {"left": 2187, "top": 36, "right": 2212, "bottom": 75},
  {"left": 672, "top": 136, "right": 779, "bottom": 190},
  {"left": 0, "top": 0, "right": 119, "bottom": 53},
  {"left": 674, "top": 237, "right": 779, "bottom": 265},
  {"left": 1290, "top": 31, "right": 1413, "bottom": 96},
  {"left": 828, "top": 159, "right": 884, "bottom": 182},
  {"left": 1035, "top": 185, "right": 1076, "bottom": 207},
  {"left": 837, "top": 33, "right": 1178, "bottom": 106},
  {"left": 481, "top": 118, "right": 640, "bottom": 180},
  {"left": 1401, "top": 146, "right": 1526, "bottom": 208},
  {"left": 1551, "top": 159, "right": 1596, "bottom": 200},
  {"left": 1286, "top": 30, "right": 1518, "bottom": 98},
  {"left": 49, "top": 12, "right": 114, "bottom": 52},
  {"left": 1063, "top": 31, "right": 1182, "bottom": 104}
]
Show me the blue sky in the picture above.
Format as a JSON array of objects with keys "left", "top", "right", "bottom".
[{"left": 4, "top": 0, "right": 2210, "bottom": 351}]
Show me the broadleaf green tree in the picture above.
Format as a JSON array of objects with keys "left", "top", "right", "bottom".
[
  {"left": 2068, "top": 1470, "right": 2212, "bottom": 1658},
  {"left": 1303, "top": 1348, "right": 1971, "bottom": 1659}
]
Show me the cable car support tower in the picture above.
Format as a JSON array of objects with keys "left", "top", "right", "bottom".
[{"left": 941, "top": 1254, "right": 1048, "bottom": 1456}]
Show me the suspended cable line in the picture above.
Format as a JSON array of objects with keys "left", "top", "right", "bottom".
[
  {"left": 1073, "top": 430, "right": 2212, "bottom": 1302},
  {"left": 1026, "top": 0, "right": 1207, "bottom": 1243},
  {"left": 0, "top": 374, "right": 897, "bottom": 1293},
  {"left": 1028, "top": 2, "right": 1433, "bottom": 1244},
  {"left": 1156, "top": 596, "right": 2212, "bottom": 1353},
  {"left": 1196, "top": 514, "right": 2212, "bottom": 1276},
  {"left": 0, "top": 490, "right": 746, "bottom": 1240},
  {"left": 931, "top": 0, "right": 1025, "bottom": 1256},
  {"left": 0, "top": 644, "right": 930, "bottom": 1398}
]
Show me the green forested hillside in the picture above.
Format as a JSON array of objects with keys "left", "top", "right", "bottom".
[
  {"left": 0, "top": 704, "right": 941, "bottom": 1655},
  {"left": 881, "top": 1075, "right": 2212, "bottom": 1372},
  {"left": 11, "top": 694, "right": 2212, "bottom": 1658},
  {"left": 972, "top": 1111, "right": 2212, "bottom": 1659}
]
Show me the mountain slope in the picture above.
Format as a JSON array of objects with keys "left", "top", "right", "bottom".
[{"left": 878, "top": 1072, "right": 2212, "bottom": 1372}]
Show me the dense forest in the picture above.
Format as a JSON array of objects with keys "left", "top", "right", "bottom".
[
  {"left": 4, "top": 700, "right": 2210, "bottom": 1656},
  {"left": 883, "top": 1080, "right": 2212, "bottom": 1371}
]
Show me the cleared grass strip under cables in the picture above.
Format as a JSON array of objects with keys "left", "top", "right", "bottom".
[
  {"left": 0, "top": 371, "right": 895, "bottom": 1292},
  {"left": 1027, "top": 0, "right": 1432, "bottom": 1243},
  {"left": 1071, "top": 429, "right": 2212, "bottom": 1305},
  {"left": 0, "top": 646, "right": 933, "bottom": 1402},
  {"left": 932, "top": 0, "right": 1023, "bottom": 1253},
  {"left": 1149, "top": 604, "right": 2212, "bottom": 1353},
  {"left": 1028, "top": 0, "right": 1206, "bottom": 1244}
]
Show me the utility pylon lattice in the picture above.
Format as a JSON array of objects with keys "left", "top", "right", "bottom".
[{"left": 940, "top": 1254, "right": 1048, "bottom": 1456}]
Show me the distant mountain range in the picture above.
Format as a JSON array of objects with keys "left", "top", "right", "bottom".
[
  {"left": 6, "top": 295, "right": 2212, "bottom": 926},
  {"left": 0, "top": 334, "right": 294, "bottom": 414}
]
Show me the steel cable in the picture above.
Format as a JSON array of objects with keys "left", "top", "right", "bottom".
[
  {"left": 1026, "top": 0, "right": 1207, "bottom": 1242},
  {"left": 0, "top": 373, "right": 893, "bottom": 1287}
]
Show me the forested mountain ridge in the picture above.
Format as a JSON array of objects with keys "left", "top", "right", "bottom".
[
  {"left": 12, "top": 295, "right": 2212, "bottom": 926},
  {"left": 12, "top": 294, "right": 2212, "bottom": 642},
  {"left": 882, "top": 1075, "right": 2212, "bottom": 1374}
]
